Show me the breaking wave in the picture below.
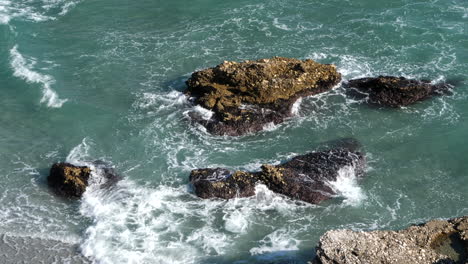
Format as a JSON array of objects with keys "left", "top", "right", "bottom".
[{"left": 10, "top": 45, "right": 67, "bottom": 108}]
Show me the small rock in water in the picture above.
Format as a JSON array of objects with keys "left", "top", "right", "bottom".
[
  {"left": 48, "top": 163, "right": 91, "bottom": 198},
  {"left": 47, "top": 162, "right": 120, "bottom": 198},
  {"left": 189, "top": 148, "right": 365, "bottom": 204},
  {"left": 314, "top": 216, "right": 468, "bottom": 264},
  {"left": 344, "top": 76, "right": 452, "bottom": 107},
  {"left": 185, "top": 57, "right": 341, "bottom": 136}
]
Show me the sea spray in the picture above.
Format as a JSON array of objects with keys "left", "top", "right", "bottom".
[{"left": 327, "top": 165, "right": 366, "bottom": 206}]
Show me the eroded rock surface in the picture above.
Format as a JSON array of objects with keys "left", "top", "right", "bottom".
[
  {"left": 314, "top": 216, "right": 468, "bottom": 264},
  {"left": 185, "top": 57, "right": 341, "bottom": 136},
  {"left": 48, "top": 162, "right": 120, "bottom": 198},
  {"left": 344, "top": 76, "right": 451, "bottom": 107},
  {"left": 189, "top": 148, "right": 365, "bottom": 204},
  {"left": 48, "top": 163, "right": 91, "bottom": 198}
]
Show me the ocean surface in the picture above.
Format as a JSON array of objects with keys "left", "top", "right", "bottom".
[{"left": 0, "top": 0, "right": 467, "bottom": 263}]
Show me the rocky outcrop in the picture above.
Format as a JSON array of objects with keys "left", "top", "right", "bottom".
[
  {"left": 189, "top": 168, "right": 257, "bottom": 199},
  {"left": 185, "top": 57, "right": 341, "bottom": 136},
  {"left": 189, "top": 148, "right": 365, "bottom": 204},
  {"left": 344, "top": 76, "right": 451, "bottom": 107},
  {"left": 48, "top": 163, "right": 91, "bottom": 198},
  {"left": 48, "top": 162, "right": 120, "bottom": 198},
  {"left": 314, "top": 216, "right": 468, "bottom": 264}
]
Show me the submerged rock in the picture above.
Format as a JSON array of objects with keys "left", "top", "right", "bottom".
[
  {"left": 185, "top": 57, "right": 341, "bottom": 136},
  {"left": 344, "top": 76, "right": 451, "bottom": 107},
  {"left": 48, "top": 162, "right": 120, "bottom": 198},
  {"left": 189, "top": 148, "right": 365, "bottom": 204},
  {"left": 314, "top": 216, "right": 468, "bottom": 264}
]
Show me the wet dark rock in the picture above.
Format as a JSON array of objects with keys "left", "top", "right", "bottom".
[
  {"left": 185, "top": 57, "right": 341, "bottom": 136},
  {"left": 258, "top": 149, "right": 365, "bottom": 204},
  {"left": 314, "top": 216, "right": 468, "bottom": 264},
  {"left": 189, "top": 168, "right": 257, "bottom": 199},
  {"left": 189, "top": 148, "right": 365, "bottom": 204},
  {"left": 344, "top": 76, "right": 452, "bottom": 107},
  {"left": 48, "top": 162, "right": 120, "bottom": 198}
]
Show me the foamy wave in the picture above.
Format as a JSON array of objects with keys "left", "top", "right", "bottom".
[
  {"left": 291, "top": 97, "right": 302, "bottom": 115},
  {"left": 0, "top": 0, "right": 12, "bottom": 24},
  {"left": 327, "top": 165, "right": 366, "bottom": 206},
  {"left": 66, "top": 138, "right": 92, "bottom": 165},
  {"left": 249, "top": 228, "right": 300, "bottom": 255},
  {"left": 10, "top": 45, "right": 67, "bottom": 108},
  {"left": 0, "top": 0, "right": 80, "bottom": 25},
  {"left": 190, "top": 105, "right": 214, "bottom": 120},
  {"left": 78, "top": 175, "right": 313, "bottom": 264}
]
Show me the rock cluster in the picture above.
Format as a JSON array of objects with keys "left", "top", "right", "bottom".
[
  {"left": 314, "top": 216, "right": 468, "bottom": 264},
  {"left": 185, "top": 57, "right": 341, "bottom": 136},
  {"left": 344, "top": 76, "right": 451, "bottom": 107},
  {"left": 189, "top": 148, "right": 365, "bottom": 204}
]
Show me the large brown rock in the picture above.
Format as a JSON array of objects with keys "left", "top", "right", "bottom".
[
  {"left": 189, "top": 148, "right": 365, "bottom": 204},
  {"left": 314, "top": 216, "right": 468, "bottom": 264},
  {"left": 185, "top": 57, "right": 341, "bottom": 136},
  {"left": 48, "top": 162, "right": 120, "bottom": 198},
  {"left": 344, "top": 76, "right": 451, "bottom": 107}
]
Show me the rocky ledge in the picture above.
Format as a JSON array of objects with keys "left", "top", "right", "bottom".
[
  {"left": 185, "top": 57, "right": 341, "bottom": 136},
  {"left": 314, "top": 216, "right": 468, "bottom": 264},
  {"left": 189, "top": 148, "right": 365, "bottom": 204},
  {"left": 48, "top": 162, "right": 120, "bottom": 198},
  {"left": 344, "top": 76, "right": 451, "bottom": 107}
]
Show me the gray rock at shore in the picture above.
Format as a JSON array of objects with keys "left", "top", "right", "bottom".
[{"left": 314, "top": 216, "right": 468, "bottom": 264}]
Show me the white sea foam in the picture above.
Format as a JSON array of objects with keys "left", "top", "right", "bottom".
[
  {"left": 0, "top": 0, "right": 11, "bottom": 24},
  {"left": 136, "top": 91, "right": 188, "bottom": 115},
  {"left": 66, "top": 138, "right": 92, "bottom": 165},
  {"left": 272, "top": 18, "right": 291, "bottom": 31},
  {"left": 249, "top": 228, "right": 300, "bottom": 255},
  {"left": 190, "top": 105, "right": 214, "bottom": 120},
  {"left": 291, "top": 97, "right": 302, "bottom": 115},
  {"left": 0, "top": 0, "right": 79, "bottom": 26},
  {"left": 10, "top": 46, "right": 67, "bottom": 108},
  {"left": 327, "top": 165, "right": 366, "bottom": 206}
]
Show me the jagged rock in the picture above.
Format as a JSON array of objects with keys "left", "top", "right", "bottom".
[
  {"left": 185, "top": 57, "right": 341, "bottom": 136},
  {"left": 189, "top": 148, "right": 365, "bottom": 204},
  {"left": 344, "top": 76, "right": 451, "bottom": 107},
  {"left": 47, "top": 162, "right": 120, "bottom": 198},
  {"left": 258, "top": 149, "right": 365, "bottom": 204},
  {"left": 189, "top": 168, "right": 257, "bottom": 199},
  {"left": 314, "top": 216, "right": 468, "bottom": 264}
]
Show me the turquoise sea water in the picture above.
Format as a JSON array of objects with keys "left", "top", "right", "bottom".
[{"left": 0, "top": 0, "right": 467, "bottom": 263}]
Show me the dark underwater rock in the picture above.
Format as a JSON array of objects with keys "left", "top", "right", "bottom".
[
  {"left": 48, "top": 162, "right": 120, "bottom": 198},
  {"left": 185, "top": 57, "right": 341, "bottom": 136},
  {"left": 344, "top": 76, "right": 451, "bottom": 107},
  {"left": 314, "top": 216, "right": 468, "bottom": 264},
  {"left": 189, "top": 148, "right": 365, "bottom": 204}
]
